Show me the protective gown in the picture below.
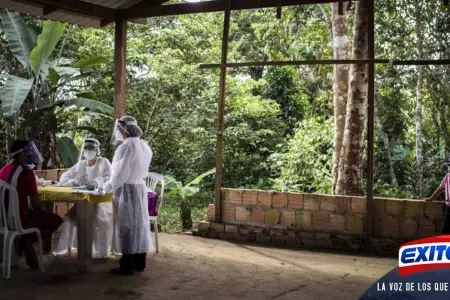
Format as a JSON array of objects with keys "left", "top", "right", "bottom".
[
  {"left": 54, "top": 157, "right": 113, "bottom": 258},
  {"left": 103, "top": 137, "right": 153, "bottom": 254}
]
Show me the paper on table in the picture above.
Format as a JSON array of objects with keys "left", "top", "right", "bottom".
[
  {"left": 36, "top": 177, "right": 58, "bottom": 186},
  {"left": 71, "top": 189, "right": 106, "bottom": 196},
  {"left": 72, "top": 185, "right": 90, "bottom": 190}
]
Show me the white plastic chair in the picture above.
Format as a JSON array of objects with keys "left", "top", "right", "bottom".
[
  {"left": 0, "top": 180, "right": 45, "bottom": 278},
  {"left": 145, "top": 172, "right": 165, "bottom": 253}
]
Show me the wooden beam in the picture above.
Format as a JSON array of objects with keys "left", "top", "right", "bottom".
[
  {"left": 43, "top": 4, "right": 59, "bottom": 16},
  {"left": 366, "top": 0, "right": 375, "bottom": 249},
  {"left": 100, "top": 17, "right": 147, "bottom": 28},
  {"left": 100, "top": 0, "right": 168, "bottom": 28},
  {"left": 30, "top": 0, "right": 117, "bottom": 19},
  {"left": 199, "top": 59, "right": 450, "bottom": 68},
  {"left": 125, "top": 0, "right": 169, "bottom": 10},
  {"left": 214, "top": 0, "right": 231, "bottom": 223},
  {"left": 121, "top": 0, "right": 342, "bottom": 19},
  {"left": 100, "top": 18, "right": 115, "bottom": 28},
  {"left": 114, "top": 19, "right": 127, "bottom": 118}
]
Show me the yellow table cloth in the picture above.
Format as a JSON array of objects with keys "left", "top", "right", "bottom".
[{"left": 38, "top": 186, "right": 113, "bottom": 204}]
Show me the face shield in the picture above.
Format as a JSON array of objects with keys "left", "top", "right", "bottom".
[
  {"left": 10, "top": 141, "right": 44, "bottom": 166},
  {"left": 78, "top": 138, "right": 100, "bottom": 162},
  {"left": 110, "top": 116, "right": 143, "bottom": 145},
  {"left": 110, "top": 119, "right": 123, "bottom": 146}
]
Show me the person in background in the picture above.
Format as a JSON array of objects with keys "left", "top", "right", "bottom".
[
  {"left": 101, "top": 116, "right": 152, "bottom": 275},
  {"left": 0, "top": 140, "right": 63, "bottom": 269},
  {"left": 54, "top": 138, "right": 113, "bottom": 258},
  {"left": 428, "top": 157, "right": 450, "bottom": 234}
]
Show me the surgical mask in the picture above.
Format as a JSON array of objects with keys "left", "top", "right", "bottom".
[{"left": 84, "top": 150, "right": 97, "bottom": 161}]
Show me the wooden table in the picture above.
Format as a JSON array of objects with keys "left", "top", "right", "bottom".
[{"left": 38, "top": 186, "right": 113, "bottom": 273}]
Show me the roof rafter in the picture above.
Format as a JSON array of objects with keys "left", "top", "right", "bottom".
[
  {"left": 119, "top": 0, "right": 341, "bottom": 19},
  {"left": 42, "top": 4, "right": 58, "bottom": 16},
  {"left": 18, "top": 0, "right": 118, "bottom": 19},
  {"left": 100, "top": 0, "right": 169, "bottom": 27}
]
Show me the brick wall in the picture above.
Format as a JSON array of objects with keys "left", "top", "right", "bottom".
[
  {"left": 196, "top": 189, "right": 444, "bottom": 255},
  {"left": 34, "top": 169, "right": 67, "bottom": 182}
]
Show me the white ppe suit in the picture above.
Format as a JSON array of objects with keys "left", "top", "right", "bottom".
[
  {"left": 103, "top": 137, "right": 153, "bottom": 254},
  {"left": 54, "top": 157, "right": 113, "bottom": 258}
]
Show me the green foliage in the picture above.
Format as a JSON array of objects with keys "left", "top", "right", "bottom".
[
  {"left": 59, "top": 98, "right": 114, "bottom": 116},
  {"left": 56, "top": 136, "right": 78, "bottom": 168},
  {"left": 29, "top": 20, "right": 65, "bottom": 76},
  {"left": 0, "top": 10, "right": 34, "bottom": 68},
  {"left": 158, "top": 192, "right": 211, "bottom": 232},
  {"left": 72, "top": 55, "right": 104, "bottom": 68},
  {"left": 0, "top": 75, "right": 33, "bottom": 120},
  {"left": 272, "top": 118, "right": 333, "bottom": 194},
  {"left": 223, "top": 77, "right": 285, "bottom": 188},
  {"left": 165, "top": 168, "right": 215, "bottom": 200},
  {"left": 261, "top": 67, "right": 309, "bottom": 134},
  {"left": 0, "top": 3, "right": 449, "bottom": 232},
  {"left": 165, "top": 169, "right": 215, "bottom": 231},
  {"left": 0, "top": 12, "right": 113, "bottom": 168}
]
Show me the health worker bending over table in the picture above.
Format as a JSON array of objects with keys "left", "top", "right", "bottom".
[
  {"left": 54, "top": 138, "right": 113, "bottom": 258},
  {"left": 102, "top": 116, "right": 152, "bottom": 275}
]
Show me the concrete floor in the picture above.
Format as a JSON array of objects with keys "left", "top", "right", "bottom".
[{"left": 0, "top": 233, "right": 397, "bottom": 300}]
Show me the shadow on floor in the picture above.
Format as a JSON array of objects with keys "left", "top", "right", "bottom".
[{"left": 0, "top": 234, "right": 396, "bottom": 300}]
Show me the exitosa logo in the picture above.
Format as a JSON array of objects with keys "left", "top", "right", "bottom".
[{"left": 399, "top": 236, "right": 450, "bottom": 276}]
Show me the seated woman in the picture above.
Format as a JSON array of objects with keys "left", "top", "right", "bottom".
[{"left": 54, "top": 138, "right": 113, "bottom": 258}]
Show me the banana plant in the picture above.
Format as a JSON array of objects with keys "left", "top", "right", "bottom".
[
  {"left": 165, "top": 168, "right": 216, "bottom": 231},
  {"left": 0, "top": 10, "right": 113, "bottom": 168}
]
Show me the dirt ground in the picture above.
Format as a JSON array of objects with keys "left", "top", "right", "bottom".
[{"left": 0, "top": 233, "right": 396, "bottom": 300}]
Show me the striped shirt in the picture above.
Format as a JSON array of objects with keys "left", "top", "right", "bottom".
[{"left": 0, "top": 162, "right": 38, "bottom": 229}]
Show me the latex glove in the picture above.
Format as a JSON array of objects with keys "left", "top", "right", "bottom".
[
  {"left": 95, "top": 177, "right": 105, "bottom": 189},
  {"left": 103, "top": 181, "right": 112, "bottom": 194},
  {"left": 70, "top": 175, "right": 88, "bottom": 187}
]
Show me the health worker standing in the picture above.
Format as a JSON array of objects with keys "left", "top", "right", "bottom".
[{"left": 102, "top": 116, "right": 153, "bottom": 275}]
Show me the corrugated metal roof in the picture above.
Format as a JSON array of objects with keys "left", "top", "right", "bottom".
[{"left": 0, "top": 0, "right": 151, "bottom": 28}]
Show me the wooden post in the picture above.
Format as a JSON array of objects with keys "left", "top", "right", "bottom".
[
  {"left": 214, "top": 1, "right": 231, "bottom": 223},
  {"left": 41, "top": 201, "right": 55, "bottom": 253},
  {"left": 276, "top": 0, "right": 282, "bottom": 19},
  {"left": 114, "top": 19, "right": 127, "bottom": 118},
  {"left": 77, "top": 201, "right": 95, "bottom": 273},
  {"left": 366, "top": 0, "right": 375, "bottom": 247},
  {"left": 338, "top": 0, "right": 344, "bottom": 15}
]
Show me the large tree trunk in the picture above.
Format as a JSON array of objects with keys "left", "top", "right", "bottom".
[
  {"left": 415, "top": 0, "right": 424, "bottom": 198},
  {"left": 331, "top": 2, "right": 350, "bottom": 195},
  {"left": 335, "top": 0, "right": 369, "bottom": 196}
]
